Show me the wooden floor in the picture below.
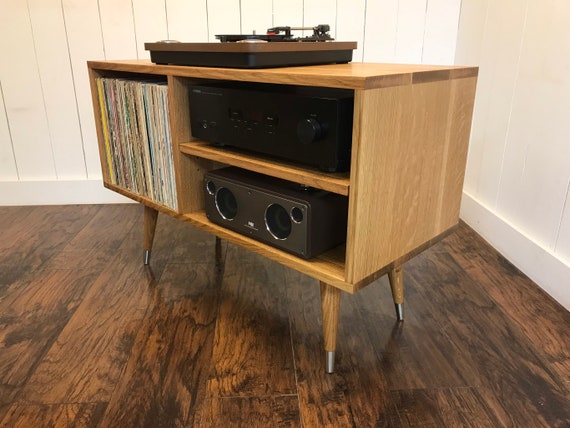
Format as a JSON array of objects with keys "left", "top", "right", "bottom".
[{"left": 0, "top": 204, "right": 568, "bottom": 427}]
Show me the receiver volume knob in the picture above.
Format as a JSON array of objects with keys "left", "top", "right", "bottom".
[{"left": 297, "top": 118, "right": 323, "bottom": 144}]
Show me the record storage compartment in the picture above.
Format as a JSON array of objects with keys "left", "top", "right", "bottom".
[{"left": 88, "top": 59, "right": 478, "bottom": 372}]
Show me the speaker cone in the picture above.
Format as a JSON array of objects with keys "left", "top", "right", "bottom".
[
  {"left": 265, "top": 203, "right": 292, "bottom": 240},
  {"left": 215, "top": 187, "right": 238, "bottom": 220}
]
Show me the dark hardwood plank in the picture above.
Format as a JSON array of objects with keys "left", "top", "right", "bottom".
[
  {"left": 353, "top": 275, "right": 479, "bottom": 391},
  {"left": 391, "top": 387, "right": 501, "bottom": 428},
  {"left": 0, "top": 385, "right": 17, "bottom": 407},
  {"left": 100, "top": 261, "right": 224, "bottom": 427},
  {"left": 0, "top": 206, "right": 47, "bottom": 250},
  {"left": 443, "top": 223, "right": 570, "bottom": 391},
  {"left": 19, "top": 229, "right": 154, "bottom": 404},
  {"left": 156, "top": 214, "right": 221, "bottom": 264},
  {"left": 0, "top": 205, "right": 142, "bottom": 397},
  {"left": 55, "top": 204, "right": 139, "bottom": 253},
  {"left": 1, "top": 205, "right": 569, "bottom": 427},
  {"left": 405, "top": 246, "right": 570, "bottom": 427},
  {"left": 0, "top": 402, "right": 107, "bottom": 428},
  {"left": 0, "top": 270, "right": 98, "bottom": 387},
  {"left": 205, "top": 244, "right": 297, "bottom": 397},
  {"left": 0, "top": 205, "right": 102, "bottom": 286},
  {"left": 285, "top": 269, "right": 400, "bottom": 427},
  {"left": 195, "top": 396, "right": 301, "bottom": 427}
]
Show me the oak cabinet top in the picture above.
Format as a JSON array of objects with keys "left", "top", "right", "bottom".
[{"left": 87, "top": 59, "right": 478, "bottom": 90}]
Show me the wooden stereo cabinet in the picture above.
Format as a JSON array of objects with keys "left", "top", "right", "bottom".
[{"left": 88, "top": 60, "right": 478, "bottom": 373}]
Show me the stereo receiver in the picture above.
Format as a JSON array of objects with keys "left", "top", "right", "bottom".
[
  {"left": 190, "top": 82, "right": 354, "bottom": 172},
  {"left": 204, "top": 167, "right": 348, "bottom": 258}
]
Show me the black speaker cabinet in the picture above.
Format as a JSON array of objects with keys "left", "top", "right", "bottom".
[{"left": 204, "top": 167, "right": 348, "bottom": 259}]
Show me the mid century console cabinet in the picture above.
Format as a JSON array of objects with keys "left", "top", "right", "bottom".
[{"left": 88, "top": 60, "right": 477, "bottom": 373}]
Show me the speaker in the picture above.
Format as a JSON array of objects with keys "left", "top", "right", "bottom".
[{"left": 204, "top": 167, "right": 348, "bottom": 259}]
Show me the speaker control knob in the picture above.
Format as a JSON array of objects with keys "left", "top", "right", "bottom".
[{"left": 297, "top": 118, "right": 323, "bottom": 144}]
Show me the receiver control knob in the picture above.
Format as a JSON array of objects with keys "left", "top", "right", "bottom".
[{"left": 297, "top": 118, "right": 323, "bottom": 144}]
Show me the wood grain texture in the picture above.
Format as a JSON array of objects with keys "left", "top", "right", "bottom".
[
  {"left": 168, "top": 75, "right": 214, "bottom": 214},
  {"left": 286, "top": 270, "right": 400, "bottom": 427},
  {"left": 320, "top": 281, "right": 341, "bottom": 352},
  {"left": 346, "top": 76, "right": 475, "bottom": 285},
  {"left": 100, "top": 262, "right": 224, "bottom": 427},
  {"left": 183, "top": 211, "right": 348, "bottom": 291},
  {"left": 392, "top": 387, "right": 501, "bottom": 428},
  {"left": 143, "top": 206, "right": 158, "bottom": 252},
  {"left": 387, "top": 265, "right": 404, "bottom": 304},
  {"left": 19, "top": 228, "right": 153, "bottom": 404},
  {"left": 0, "top": 205, "right": 132, "bottom": 393},
  {"left": 88, "top": 60, "right": 477, "bottom": 90},
  {"left": 180, "top": 142, "right": 350, "bottom": 196},
  {"left": 195, "top": 396, "right": 300, "bottom": 427},
  {"left": 2, "top": 206, "right": 569, "bottom": 427},
  {"left": 442, "top": 223, "right": 570, "bottom": 394},
  {"left": 88, "top": 61, "right": 477, "bottom": 296},
  {"left": 0, "top": 403, "right": 107, "bottom": 428},
  {"left": 0, "top": 205, "right": 102, "bottom": 286},
  {"left": 405, "top": 244, "right": 569, "bottom": 427},
  {"left": 205, "top": 244, "right": 296, "bottom": 397}
]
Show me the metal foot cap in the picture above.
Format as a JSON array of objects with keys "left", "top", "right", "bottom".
[
  {"left": 395, "top": 303, "right": 403, "bottom": 321},
  {"left": 326, "top": 351, "right": 335, "bottom": 374}
]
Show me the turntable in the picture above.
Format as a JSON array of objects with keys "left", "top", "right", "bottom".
[{"left": 145, "top": 25, "right": 356, "bottom": 69}]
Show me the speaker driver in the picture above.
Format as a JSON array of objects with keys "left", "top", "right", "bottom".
[
  {"left": 265, "top": 203, "right": 292, "bottom": 240},
  {"left": 215, "top": 187, "right": 238, "bottom": 220}
]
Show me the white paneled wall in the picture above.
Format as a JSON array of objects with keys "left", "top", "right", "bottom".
[
  {"left": 456, "top": 0, "right": 570, "bottom": 309},
  {"left": 0, "top": 0, "right": 460, "bottom": 187}
]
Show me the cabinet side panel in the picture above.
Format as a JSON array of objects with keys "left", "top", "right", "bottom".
[
  {"left": 437, "top": 76, "right": 478, "bottom": 229},
  {"left": 168, "top": 76, "right": 215, "bottom": 214},
  {"left": 346, "top": 79, "right": 475, "bottom": 283}
]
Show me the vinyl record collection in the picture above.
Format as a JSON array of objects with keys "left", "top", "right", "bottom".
[{"left": 96, "top": 77, "right": 178, "bottom": 210}]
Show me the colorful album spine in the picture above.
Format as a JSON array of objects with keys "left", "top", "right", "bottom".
[{"left": 96, "top": 78, "right": 115, "bottom": 185}]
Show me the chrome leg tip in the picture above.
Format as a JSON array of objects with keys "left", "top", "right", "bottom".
[
  {"left": 395, "top": 303, "right": 404, "bottom": 321},
  {"left": 144, "top": 249, "right": 151, "bottom": 265},
  {"left": 326, "top": 351, "right": 335, "bottom": 374}
]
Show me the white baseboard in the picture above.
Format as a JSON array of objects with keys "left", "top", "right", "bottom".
[
  {"left": 460, "top": 191, "right": 570, "bottom": 311},
  {"left": 0, "top": 179, "right": 134, "bottom": 205}
]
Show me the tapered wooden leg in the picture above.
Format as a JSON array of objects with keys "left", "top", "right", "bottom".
[
  {"left": 388, "top": 265, "right": 404, "bottom": 321},
  {"left": 320, "top": 281, "right": 341, "bottom": 374},
  {"left": 143, "top": 206, "right": 159, "bottom": 265}
]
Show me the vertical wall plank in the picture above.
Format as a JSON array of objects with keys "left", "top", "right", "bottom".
[
  {"left": 272, "top": 0, "right": 303, "bottom": 27},
  {"left": 62, "top": 0, "right": 106, "bottom": 179},
  {"left": 28, "top": 0, "right": 86, "bottom": 179},
  {"left": 0, "top": 0, "right": 56, "bottom": 179},
  {"left": 132, "top": 0, "right": 169, "bottom": 59},
  {"left": 336, "top": 0, "right": 366, "bottom": 62},
  {"left": 240, "top": 0, "right": 272, "bottom": 34},
  {"left": 455, "top": 0, "right": 489, "bottom": 197},
  {"left": 165, "top": 0, "right": 208, "bottom": 42},
  {"left": 207, "top": 0, "right": 241, "bottom": 41},
  {"left": 362, "top": 0, "right": 398, "bottom": 62},
  {"left": 454, "top": 0, "right": 489, "bottom": 65},
  {"left": 98, "top": 0, "right": 138, "bottom": 59},
  {"left": 395, "top": 0, "right": 427, "bottom": 64},
  {"left": 0, "top": 83, "right": 18, "bottom": 180},
  {"left": 495, "top": 0, "right": 570, "bottom": 249},
  {"left": 422, "top": 0, "right": 461, "bottom": 64},
  {"left": 461, "top": 0, "right": 528, "bottom": 204}
]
